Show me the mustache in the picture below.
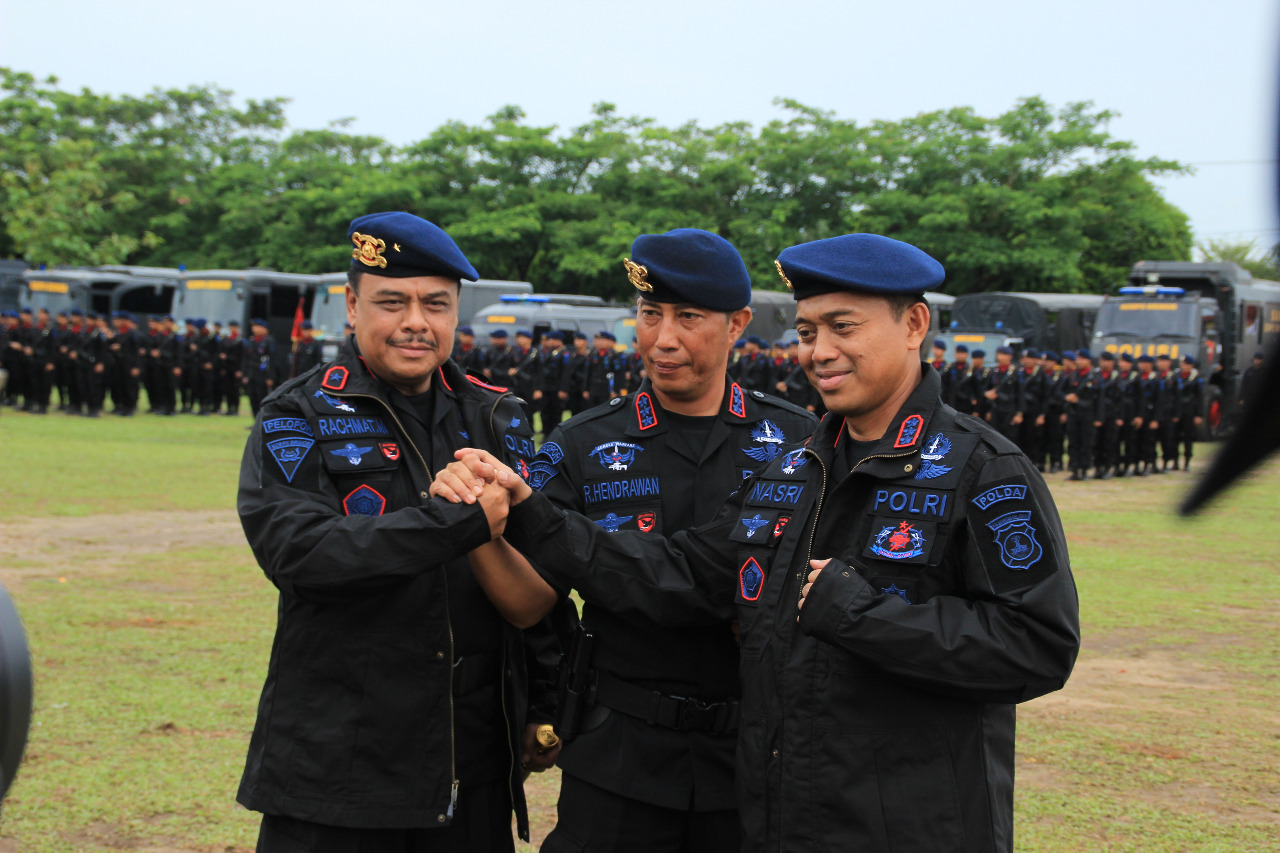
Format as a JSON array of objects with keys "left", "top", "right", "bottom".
[{"left": 386, "top": 335, "right": 435, "bottom": 348}]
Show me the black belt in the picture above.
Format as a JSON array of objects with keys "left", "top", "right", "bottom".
[{"left": 593, "top": 672, "right": 740, "bottom": 734}]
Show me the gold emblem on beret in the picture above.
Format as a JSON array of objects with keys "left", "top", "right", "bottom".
[
  {"left": 774, "top": 260, "right": 793, "bottom": 291},
  {"left": 351, "top": 232, "right": 388, "bottom": 269},
  {"left": 623, "top": 258, "right": 653, "bottom": 292}
]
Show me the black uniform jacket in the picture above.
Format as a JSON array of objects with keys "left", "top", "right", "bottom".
[
  {"left": 237, "top": 341, "right": 546, "bottom": 837},
  {"left": 504, "top": 365, "right": 1080, "bottom": 852},
  {"left": 531, "top": 377, "right": 816, "bottom": 810}
]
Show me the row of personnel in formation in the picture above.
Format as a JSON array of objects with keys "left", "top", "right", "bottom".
[
  {"left": 0, "top": 308, "right": 323, "bottom": 417},
  {"left": 452, "top": 327, "right": 820, "bottom": 428},
  {"left": 928, "top": 341, "right": 1254, "bottom": 480},
  {"left": 234, "top": 212, "right": 1079, "bottom": 853}
]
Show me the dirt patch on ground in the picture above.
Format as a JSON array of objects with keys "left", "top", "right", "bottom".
[{"left": 0, "top": 510, "right": 245, "bottom": 587}]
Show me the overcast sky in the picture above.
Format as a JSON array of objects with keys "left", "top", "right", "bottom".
[{"left": 2, "top": 0, "right": 1277, "bottom": 253}]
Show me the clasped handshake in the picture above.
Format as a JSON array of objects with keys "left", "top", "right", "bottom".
[{"left": 429, "top": 449, "right": 533, "bottom": 539}]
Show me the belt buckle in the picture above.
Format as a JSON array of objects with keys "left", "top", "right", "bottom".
[{"left": 675, "top": 696, "right": 716, "bottom": 731}]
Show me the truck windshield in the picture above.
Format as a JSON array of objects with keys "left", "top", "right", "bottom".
[
  {"left": 950, "top": 295, "right": 1042, "bottom": 338},
  {"left": 1095, "top": 301, "right": 1198, "bottom": 338}
]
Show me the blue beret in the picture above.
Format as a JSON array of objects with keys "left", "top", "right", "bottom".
[
  {"left": 1255, "top": 350, "right": 1266, "bottom": 359},
  {"left": 163, "top": 314, "right": 174, "bottom": 322},
  {"left": 348, "top": 211, "right": 478, "bottom": 281},
  {"left": 1182, "top": 355, "right": 1197, "bottom": 366},
  {"left": 19, "top": 307, "right": 32, "bottom": 314},
  {"left": 193, "top": 319, "right": 207, "bottom": 330},
  {"left": 933, "top": 338, "right": 946, "bottom": 349},
  {"left": 1137, "top": 354, "right": 1154, "bottom": 364},
  {"left": 1076, "top": 348, "right": 1092, "bottom": 360},
  {"left": 774, "top": 340, "right": 788, "bottom": 348},
  {"left": 996, "top": 345, "right": 1013, "bottom": 355},
  {"left": 776, "top": 234, "right": 945, "bottom": 300},
  {"left": 228, "top": 320, "right": 240, "bottom": 327},
  {"left": 87, "top": 311, "right": 100, "bottom": 320},
  {"left": 1155, "top": 351, "right": 1172, "bottom": 359},
  {"left": 625, "top": 228, "right": 751, "bottom": 312},
  {"left": 489, "top": 329, "right": 509, "bottom": 339},
  {"left": 250, "top": 317, "right": 268, "bottom": 327},
  {"left": 300, "top": 320, "right": 313, "bottom": 330},
  {"left": 121, "top": 312, "right": 135, "bottom": 323},
  {"left": 953, "top": 343, "right": 969, "bottom": 354},
  {"left": 1099, "top": 351, "right": 1116, "bottom": 361},
  {"left": 573, "top": 332, "right": 588, "bottom": 341},
  {"left": 1019, "top": 348, "right": 1037, "bottom": 359},
  {"left": 596, "top": 331, "right": 616, "bottom": 342},
  {"left": 1118, "top": 352, "right": 1133, "bottom": 363},
  {"left": 56, "top": 311, "right": 67, "bottom": 318},
  {"left": 748, "top": 335, "right": 768, "bottom": 348},
  {"left": 1043, "top": 351, "right": 1058, "bottom": 362},
  {"left": 734, "top": 339, "right": 746, "bottom": 349},
  {"left": 1063, "top": 350, "right": 1077, "bottom": 360},
  {"left": 516, "top": 329, "right": 532, "bottom": 338},
  {"left": 545, "top": 330, "right": 564, "bottom": 341},
  {"left": 458, "top": 326, "right": 474, "bottom": 336},
  {"left": 971, "top": 348, "right": 986, "bottom": 358}
]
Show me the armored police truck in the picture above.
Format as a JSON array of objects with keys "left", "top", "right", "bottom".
[
  {"left": 938, "top": 291, "right": 1103, "bottom": 359},
  {"left": 1093, "top": 261, "right": 1280, "bottom": 436},
  {"left": 0, "top": 260, "right": 29, "bottom": 313},
  {"left": 178, "top": 269, "right": 322, "bottom": 379},
  {"left": 21, "top": 266, "right": 180, "bottom": 317}
]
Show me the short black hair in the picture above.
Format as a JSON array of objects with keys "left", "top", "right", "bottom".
[
  {"left": 886, "top": 292, "right": 927, "bottom": 321},
  {"left": 347, "top": 269, "right": 363, "bottom": 293}
]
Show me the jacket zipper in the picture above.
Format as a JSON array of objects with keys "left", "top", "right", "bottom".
[
  {"left": 796, "top": 444, "right": 916, "bottom": 607},
  {"left": 328, "top": 389, "right": 460, "bottom": 818}
]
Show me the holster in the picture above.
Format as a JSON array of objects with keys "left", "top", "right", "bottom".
[{"left": 553, "top": 623, "right": 595, "bottom": 742}]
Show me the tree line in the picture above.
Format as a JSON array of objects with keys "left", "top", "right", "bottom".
[{"left": 0, "top": 68, "right": 1193, "bottom": 298}]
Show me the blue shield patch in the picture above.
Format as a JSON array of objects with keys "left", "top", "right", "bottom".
[
  {"left": 266, "top": 437, "right": 314, "bottom": 483},
  {"left": 739, "top": 557, "right": 765, "bottom": 602},
  {"left": 986, "top": 510, "right": 1043, "bottom": 570},
  {"left": 343, "top": 484, "right": 386, "bottom": 517}
]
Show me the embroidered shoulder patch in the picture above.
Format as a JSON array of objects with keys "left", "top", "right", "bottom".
[
  {"left": 966, "top": 475, "right": 1060, "bottom": 593},
  {"left": 739, "top": 556, "right": 765, "bottom": 602},
  {"left": 266, "top": 436, "right": 314, "bottom": 483},
  {"left": 343, "top": 484, "right": 386, "bottom": 516}
]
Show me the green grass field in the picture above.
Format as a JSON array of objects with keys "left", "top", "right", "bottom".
[{"left": 0, "top": 409, "right": 1275, "bottom": 851}]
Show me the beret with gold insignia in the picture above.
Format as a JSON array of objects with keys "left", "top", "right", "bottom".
[
  {"left": 624, "top": 228, "right": 751, "bottom": 312},
  {"left": 776, "top": 233, "right": 944, "bottom": 300},
  {"left": 347, "top": 211, "right": 478, "bottom": 281}
]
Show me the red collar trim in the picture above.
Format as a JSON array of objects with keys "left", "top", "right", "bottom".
[{"left": 466, "top": 375, "right": 509, "bottom": 393}]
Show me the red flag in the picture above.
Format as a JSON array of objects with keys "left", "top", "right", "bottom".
[{"left": 291, "top": 295, "right": 305, "bottom": 345}]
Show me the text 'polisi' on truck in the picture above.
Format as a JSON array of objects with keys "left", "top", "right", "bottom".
[{"left": 1093, "top": 261, "right": 1280, "bottom": 436}]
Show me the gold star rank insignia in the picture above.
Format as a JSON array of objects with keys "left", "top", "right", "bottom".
[{"left": 351, "top": 232, "right": 388, "bottom": 268}]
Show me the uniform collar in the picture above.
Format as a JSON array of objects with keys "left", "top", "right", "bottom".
[
  {"left": 809, "top": 363, "right": 940, "bottom": 470},
  {"left": 320, "top": 338, "right": 475, "bottom": 407},
  {"left": 622, "top": 375, "right": 753, "bottom": 439}
]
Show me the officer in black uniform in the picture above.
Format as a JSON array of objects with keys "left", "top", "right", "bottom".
[
  {"left": 237, "top": 211, "right": 556, "bottom": 852},
  {"left": 78, "top": 312, "right": 110, "bottom": 417},
  {"left": 983, "top": 345, "right": 1023, "bottom": 443},
  {"left": 291, "top": 320, "right": 323, "bottom": 379},
  {"left": 1094, "top": 351, "right": 1125, "bottom": 479},
  {"left": 536, "top": 330, "right": 567, "bottom": 433},
  {"left": 242, "top": 318, "right": 276, "bottom": 417},
  {"left": 1173, "top": 355, "right": 1204, "bottom": 471},
  {"left": 1133, "top": 354, "right": 1161, "bottom": 475},
  {"left": 1114, "top": 353, "right": 1140, "bottom": 477},
  {"left": 581, "top": 331, "right": 624, "bottom": 407},
  {"left": 219, "top": 320, "right": 244, "bottom": 416},
  {"left": 942, "top": 343, "right": 970, "bottom": 413},
  {"left": 436, "top": 232, "right": 1079, "bottom": 853},
  {"left": 451, "top": 325, "right": 485, "bottom": 374},
  {"left": 1062, "top": 349, "right": 1102, "bottom": 480},
  {"left": 560, "top": 332, "right": 589, "bottom": 418},
  {"left": 1016, "top": 348, "right": 1047, "bottom": 468},
  {"left": 483, "top": 329, "right": 517, "bottom": 381},
  {"left": 1153, "top": 353, "right": 1178, "bottom": 472},
  {"left": 506, "top": 329, "right": 539, "bottom": 404},
  {"left": 966, "top": 348, "right": 990, "bottom": 421}
]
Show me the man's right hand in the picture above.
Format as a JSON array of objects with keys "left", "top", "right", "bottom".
[{"left": 430, "top": 449, "right": 533, "bottom": 507}]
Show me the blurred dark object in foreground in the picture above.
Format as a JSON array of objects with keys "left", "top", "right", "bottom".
[
  {"left": 0, "top": 581, "right": 31, "bottom": 801},
  {"left": 1181, "top": 341, "right": 1280, "bottom": 514}
]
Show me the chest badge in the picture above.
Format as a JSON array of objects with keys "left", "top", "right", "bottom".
[
  {"left": 869, "top": 521, "right": 926, "bottom": 560},
  {"left": 313, "top": 389, "right": 356, "bottom": 412},
  {"left": 378, "top": 442, "right": 400, "bottom": 461},
  {"left": 637, "top": 511, "right": 656, "bottom": 532},
  {"left": 739, "top": 556, "right": 765, "bottom": 601},
  {"left": 590, "top": 441, "right": 643, "bottom": 471},
  {"left": 780, "top": 448, "right": 808, "bottom": 474},
  {"left": 330, "top": 443, "right": 373, "bottom": 466},
  {"left": 914, "top": 434, "right": 953, "bottom": 480},
  {"left": 593, "top": 512, "right": 632, "bottom": 532},
  {"left": 743, "top": 419, "right": 786, "bottom": 462},
  {"left": 740, "top": 513, "right": 770, "bottom": 538}
]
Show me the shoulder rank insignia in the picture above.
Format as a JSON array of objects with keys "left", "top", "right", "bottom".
[
  {"left": 635, "top": 392, "right": 658, "bottom": 430},
  {"left": 330, "top": 442, "right": 373, "bottom": 466},
  {"left": 351, "top": 231, "right": 388, "bottom": 269},
  {"left": 987, "top": 510, "right": 1043, "bottom": 570},
  {"left": 893, "top": 414, "right": 924, "bottom": 448},
  {"left": 740, "top": 513, "right": 770, "bottom": 539},
  {"left": 729, "top": 383, "right": 746, "bottom": 418},
  {"left": 593, "top": 512, "right": 632, "bottom": 532},
  {"left": 744, "top": 419, "right": 786, "bottom": 462},
  {"left": 321, "top": 365, "right": 349, "bottom": 391},
  {"left": 914, "top": 434, "right": 953, "bottom": 480}
]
